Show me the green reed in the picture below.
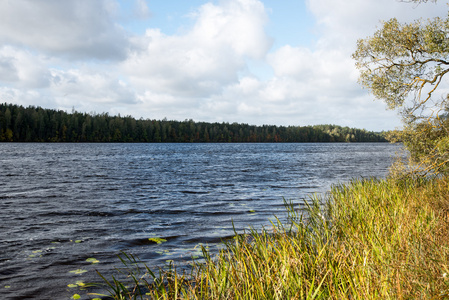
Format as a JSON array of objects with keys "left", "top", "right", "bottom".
[{"left": 97, "top": 176, "right": 449, "bottom": 299}]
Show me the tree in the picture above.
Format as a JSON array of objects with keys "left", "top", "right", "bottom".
[
  {"left": 0, "top": 103, "right": 387, "bottom": 143},
  {"left": 353, "top": 7, "right": 449, "bottom": 175}
]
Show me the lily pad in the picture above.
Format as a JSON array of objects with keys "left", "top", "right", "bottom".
[
  {"left": 75, "top": 281, "right": 85, "bottom": 287},
  {"left": 149, "top": 237, "right": 167, "bottom": 244},
  {"left": 86, "top": 257, "right": 99, "bottom": 264},
  {"left": 69, "top": 269, "right": 88, "bottom": 275}
]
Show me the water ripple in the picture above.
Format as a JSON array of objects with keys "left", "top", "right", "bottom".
[{"left": 0, "top": 143, "right": 401, "bottom": 299}]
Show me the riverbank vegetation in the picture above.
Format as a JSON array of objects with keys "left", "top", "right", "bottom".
[
  {"left": 96, "top": 175, "right": 449, "bottom": 299},
  {"left": 0, "top": 103, "right": 386, "bottom": 143}
]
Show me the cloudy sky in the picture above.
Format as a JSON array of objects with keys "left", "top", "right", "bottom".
[{"left": 0, "top": 0, "right": 447, "bottom": 131}]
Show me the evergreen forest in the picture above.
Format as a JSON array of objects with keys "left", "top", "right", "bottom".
[{"left": 0, "top": 103, "right": 387, "bottom": 143}]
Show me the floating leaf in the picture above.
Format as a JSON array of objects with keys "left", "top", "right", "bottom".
[
  {"left": 74, "top": 240, "right": 83, "bottom": 244},
  {"left": 249, "top": 209, "right": 256, "bottom": 213},
  {"left": 88, "top": 293, "right": 108, "bottom": 298},
  {"left": 148, "top": 237, "right": 167, "bottom": 244},
  {"left": 75, "top": 281, "right": 85, "bottom": 287},
  {"left": 32, "top": 250, "right": 43, "bottom": 254},
  {"left": 4, "top": 286, "right": 11, "bottom": 289},
  {"left": 69, "top": 269, "right": 87, "bottom": 275},
  {"left": 67, "top": 284, "right": 78, "bottom": 288},
  {"left": 86, "top": 258, "right": 99, "bottom": 264},
  {"left": 72, "top": 294, "right": 81, "bottom": 300}
]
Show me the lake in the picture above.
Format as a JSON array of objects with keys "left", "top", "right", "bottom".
[{"left": 0, "top": 143, "right": 401, "bottom": 299}]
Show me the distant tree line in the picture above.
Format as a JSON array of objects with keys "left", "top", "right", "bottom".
[{"left": 0, "top": 103, "right": 387, "bottom": 143}]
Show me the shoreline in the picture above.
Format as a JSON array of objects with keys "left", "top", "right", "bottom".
[{"left": 96, "top": 175, "right": 449, "bottom": 299}]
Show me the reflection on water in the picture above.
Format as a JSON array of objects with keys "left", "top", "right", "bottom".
[{"left": 0, "top": 143, "right": 401, "bottom": 299}]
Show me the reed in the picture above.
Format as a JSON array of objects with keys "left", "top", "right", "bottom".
[{"left": 97, "top": 176, "right": 449, "bottom": 299}]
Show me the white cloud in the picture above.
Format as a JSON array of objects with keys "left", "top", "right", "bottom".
[
  {"left": 0, "top": 86, "right": 52, "bottom": 109},
  {"left": 0, "top": 46, "right": 52, "bottom": 88},
  {"left": 190, "top": 0, "right": 271, "bottom": 59},
  {"left": 0, "top": 56, "right": 18, "bottom": 83},
  {"left": 51, "top": 68, "right": 136, "bottom": 103},
  {"left": 268, "top": 46, "right": 314, "bottom": 79},
  {"left": 307, "top": 0, "right": 448, "bottom": 48},
  {"left": 134, "top": 0, "right": 151, "bottom": 19},
  {"left": 122, "top": 0, "right": 272, "bottom": 97},
  {"left": 0, "top": 46, "right": 138, "bottom": 113},
  {"left": 0, "top": 0, "right": 130, "bottom": 60}
]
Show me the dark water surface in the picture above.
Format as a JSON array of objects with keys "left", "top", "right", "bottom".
[{"left": 0, "top": 143, "right": 401, "bottom": 299}]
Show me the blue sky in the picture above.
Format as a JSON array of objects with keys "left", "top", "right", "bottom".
[
  {"left": 124, "top": 1, "right": 316, "bottom": 46},
  {"left": 0, "top": 0, "right": 447, "bottom": 131}
]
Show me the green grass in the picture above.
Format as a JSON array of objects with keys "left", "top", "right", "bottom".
[{"left": 97, "top": 176, "right": 449, "bottom": 299}]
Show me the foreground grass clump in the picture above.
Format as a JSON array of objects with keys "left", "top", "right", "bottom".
[{"left": 99, "top": 176, "right": 449, "bottom": 299}]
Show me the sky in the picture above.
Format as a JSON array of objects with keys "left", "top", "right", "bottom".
[{"left": 0, "top": 0, "right": 447, "bottom": 131}]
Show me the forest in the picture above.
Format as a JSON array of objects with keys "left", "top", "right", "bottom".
[{"left": 0, "top": 103, "right": 387, "bottom": 143}]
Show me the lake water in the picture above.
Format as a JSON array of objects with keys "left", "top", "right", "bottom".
[{"left": 0, "top": 143, "right": 401, "bottom": 299}]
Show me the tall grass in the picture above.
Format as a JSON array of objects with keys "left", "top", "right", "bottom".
[{"left": 97, "top": 176, "right": 449, "bottom": 299}]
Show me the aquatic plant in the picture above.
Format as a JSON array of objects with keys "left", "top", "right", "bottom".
[
  {"left": 69, "top": 269, "right": 88, "bottom": 275},
  {"left": 148, "top": 237, "right": 167, "bottom": 245},
  {"left": 86, "top": 258, "right": 100, "bottom": 264},
  {"left": 98, "top": 176, "right": 449, "bottom": 299}
]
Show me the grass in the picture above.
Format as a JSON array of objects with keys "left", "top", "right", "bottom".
[{"left": 97, "top": 176, "right": 449, "bottom": 299}]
